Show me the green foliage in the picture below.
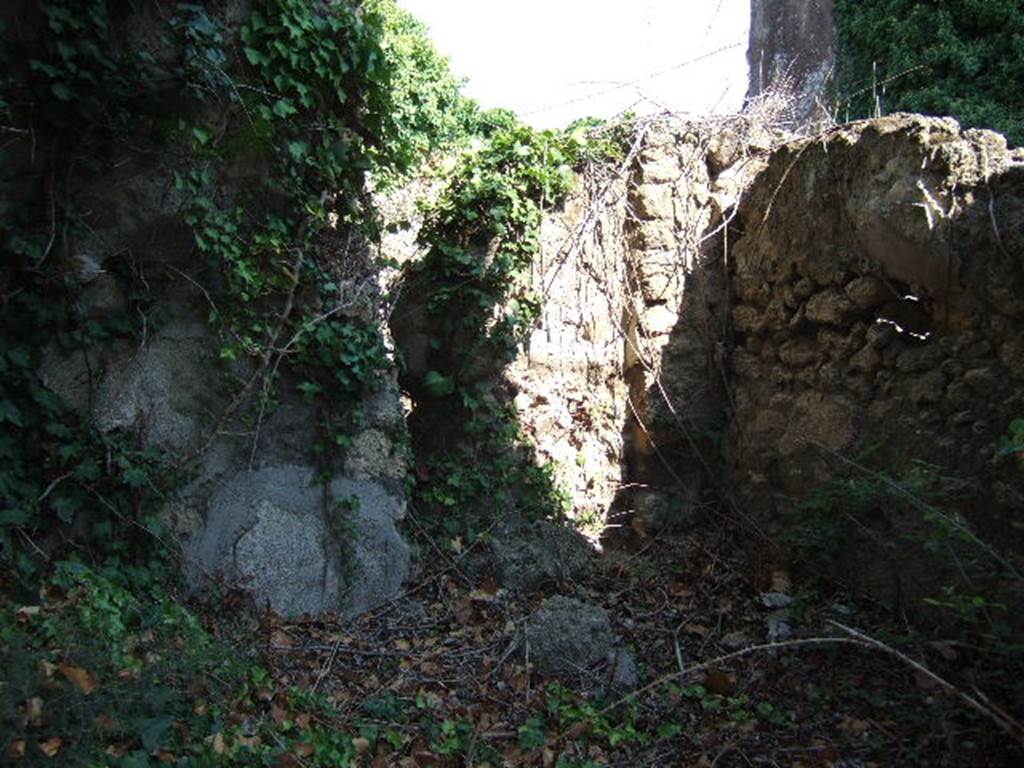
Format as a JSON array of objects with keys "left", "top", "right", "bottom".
[
  {"left": 19, "top": 1, "right": 161, "bottom": 130},
  {"left": 364, "top": 0, "right": 482, "bottom": 182},
  {"left": 402, "top": 119, "right": 589, "bottom": 537},
  {"left": 410, "top": 122, "right": 580, "bottom": 379},
  {"left": 1, "top": 564, "right": 206, "bottom": 764},
  {"left": 785, "top": 455, "right": 1024, "bottom": 710},
  {"left": 0, "top": 561, "right": 374, "bottom": 766},
  {"left": 834, "top": 0, "right": 1024, "bottom": 145},
  {"left": 415, "top": 395, "right": 571, "bottom": 546},
  {"left": 672, "top": 684, "right": 793, "bottom": 729},
  {"left": 0, "top": 238, "right": 174, "bottom": 587},
  {"left": 546, "top": 684, "right": 648, "bottom": 748},
  {"left": 783, "top": 457, "right": 968, "bottom": 565}
]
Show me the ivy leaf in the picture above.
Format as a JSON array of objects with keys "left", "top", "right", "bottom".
[
  {"left": 51, "top": 495, "right": 80, "bottom": 524},
  {"left": 7, "top": 348, "right": 31, "bottom": 368},
  {"left": 75, "top": 460, "right": 102, "bottom": 482},
  {"left": 0, "top": 399, "right": 24, "bottom": 426},
  {"left": 51, "top": 82, "right": 73, "bottom": 101},
  {"left": 122, "top": 466, "right": 148, "bottom": 488},
  {"left": 423, "top": 371, "right": 455, "bottom": 398},
  {"left": 31, "top": 386, "right": 63, "bottom": 414},
  {"left": 287, "top": 141, "right": 309, "bottom": 161},
  {"left": 0, "top": 508, "right": 29, "bottom": 526},
  {"left": 243, "top": 46, "right": 268, "bottom": 66},
  {"left": 58, "top": 442, "right": 85, "bottom": 461},
  {"left": 137, "top": 714, "right": 174, "bottom": 751},
  {"left": 272, "top": 98, "right": 297, "bottom": 118}
]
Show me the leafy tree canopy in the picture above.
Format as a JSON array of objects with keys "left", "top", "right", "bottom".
[{"left": 835, "top": 0, "right": 1024, "bottom": 145}]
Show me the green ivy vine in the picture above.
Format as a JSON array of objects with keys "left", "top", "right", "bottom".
[{"left": 400, "top": 119, "right": 596, "bottom": 539}]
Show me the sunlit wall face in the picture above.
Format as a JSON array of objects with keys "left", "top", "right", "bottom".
[{"left": 398, "top": 0, "right": 751, "bottom": 128}]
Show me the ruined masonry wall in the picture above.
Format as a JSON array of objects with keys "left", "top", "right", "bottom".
[
  {"left": 521, "top": 118, "right": 778, "bottom": 534},
  {"left": 728, "top": 116, "right": 1024, "bottom": 563},
  {"left": 529, "top": 114, "right": 1023, "bottom": 576}
]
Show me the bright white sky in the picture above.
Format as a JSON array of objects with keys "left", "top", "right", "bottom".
[{"left": 399, "top": 0, "right": 751, "bottom": 129}]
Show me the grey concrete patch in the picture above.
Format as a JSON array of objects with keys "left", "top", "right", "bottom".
[
  {"left": 185, "top": 465, "right": 409, "bottom": 618},
  {"left": 93, "top": 316, "right": 216, "bottom": 454}
]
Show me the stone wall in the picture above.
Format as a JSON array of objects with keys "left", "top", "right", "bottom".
[
  {"left": 513, "top": 117, "right": 781, "bottom": 536},
  {"left": 507, "top": 162, "right": 632, "bottom": 534},
  {"left": 524, "top": 113, "right": 1022, "bottom": 598},
  {"left": 618, "top": 125, "right": 726, "bottom": 534},
  {"left": 727, "top": 115, "right": 1024, "bottom": 594}
]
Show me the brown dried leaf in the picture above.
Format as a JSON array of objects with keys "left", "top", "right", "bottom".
[
  {"left": 771, "top": 570, "right": 791, "bottom": 593},
  {"left": 38, "top": 737, "right": 62, "bottom": 757},
  {"left": 294, "top": 742, "right": 315, "bottom": 758},
  {"left": 564, "top": 722, "right": 590, "bottom": 740},
  {"left": 207, "top": 732, "right": 228, "bottom": 755},
  {"left": 271, "top": 630, "right": 295, "bottom": 648},
  {"left": 93, "top": 713, "right": 120, "bottom": 732},
  {"left": 236, "top": 735, "right": 262, "bottom": 749},
  {"left": 928, "top": 641, "right": 958, "bottom": 662},
  {"left": 668, "top": 581, "right": 693, "bottom": 597},
  {"left": 914, "top": 670, "right": 942, "bottom": 693},
  {"left": 839, "top": 717, "right": 871, "bottom": 737},
  {"left": 24, "top": 697, "right": 44, "bottom": 728},
  {"left": 59, "top": 664, "right": 97, "bottom": 695},
  {"left": 7, "top": 740, "right": 26, "bottom": 760},
  {"left": 352, "top": 737, "right": 372, "bottom": 754},
  {"left": 453, "top": 598, "right": 475, "bottom": 624},
  {"left": 704, "top": 670, "right": 736, "bottom": 696},
  {"left": 256, "top": 687, "right": 274, "bottom": 702}
]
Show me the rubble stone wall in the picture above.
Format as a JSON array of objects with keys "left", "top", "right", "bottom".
[
  {"left": 529, "top": 114, "right": 1023, "bottom": 593},
  {"left": 727, "top": 115, "right": 1024, "bottom": 589}
]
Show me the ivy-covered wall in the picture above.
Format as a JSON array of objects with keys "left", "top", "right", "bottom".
[
  {"left": 0, "top": 1, "right": 490, "bottom": 762},
  {"left": 0, "top": 0, "right": 477, "bottom": 608}
]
